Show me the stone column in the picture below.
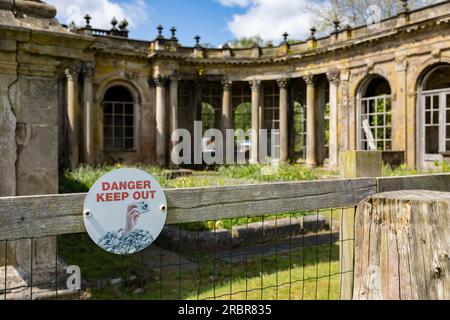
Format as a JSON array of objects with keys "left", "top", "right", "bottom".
[
  {"left": 193, "top": 80, "right": 203, "bottom": 165},
  {"left": 327, "top": 71, "right": 340, "bottom": 167},
  {"left": 170, "top": 77, "right": 179, "bottom": 167},
  {"left": 65, "top": 64, "right": 80, "bottom": 169},
  {"left": 394, "top": 58, "right": 408, "bottom": 155},
  {"left": 155, "top": 76, "right": 168, "bottom": 166},
  {"left": 340, "top": 70, "right": 350, "bottom": 153},
  {"left": 82, "top": 62, "right": 94, "bottom": 165},
  {"left": 277, "top": 79, "right": 289, "bottom": 164},
  {"left": 250, "top": 80, "right": 261, "bottom": 164},
  {"left": 221, "top": 80, "right": 233, "bottom": 162},
  {"left": 305, "top": 74, "right": 317, "bottom": 167},
  {"left": 221, "top": 81, "right": 233, "bottom": 133}
]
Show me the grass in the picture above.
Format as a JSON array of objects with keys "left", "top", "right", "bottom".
[
  {"left": 218, "top": 163, "right": 319, "bottom": 182},
  {"left": 58, "top": 234, "right": 141, "bottom": 280},
  {"left": 60, "top": 163, "right": 322, "bottom": 232},
  {"left": 60, "top": 163, "right": 321, "bottom": 194},
  {"left": 58, "top": 165, "right": 337, "bottom": 300},
  {"left": 59, "top": 234, "right": 340, "bottom": 300},
  {"left": 59, "top": 164, "right": 168, "bottom": 193},
  {"left": 63, "top": 161, "right": 450, "bottom": 300},
  {"left": 382, "top": 161, "right": 450, "bottom": 176}
]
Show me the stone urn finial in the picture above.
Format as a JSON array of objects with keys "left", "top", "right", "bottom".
[{"left": 194, "top": 35, "right": 201, "bottom": 47}]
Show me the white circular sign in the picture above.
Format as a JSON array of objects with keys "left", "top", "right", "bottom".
[{"left": 83, "top": 168, "right": 167, "bottom": 255}]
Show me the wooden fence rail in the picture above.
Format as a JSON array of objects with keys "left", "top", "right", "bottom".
[
  {"left": 1, "top": 174, "right": 450, "bottom": 241},
  {"left": 1, "top": 173, "right": 450, "bottom": 300},
  {"left": 0, "top": 178, "right": 377, "bottom": 241}
]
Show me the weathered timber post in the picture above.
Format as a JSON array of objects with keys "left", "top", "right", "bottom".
[
  {"left": 340, "top": 151, "right": 382, "bottom": 299},
  {"left": 354, "top": 190, "right": 450, "bottom": 300}
]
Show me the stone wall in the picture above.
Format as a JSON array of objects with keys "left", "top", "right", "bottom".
[{"left": 0, "top": 1, "right": 93, "bottom": 270}]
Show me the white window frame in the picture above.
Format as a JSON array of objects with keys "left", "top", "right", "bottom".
[{"left": 103, "top": 100, "right": 135, "bottom": 152}]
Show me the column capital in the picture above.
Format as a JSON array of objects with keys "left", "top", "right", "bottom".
[
  {"left": 303, "top": 74, "right": 316, "bottom": 87},
  {"left": 326, "top": 70, "right": 340, "bottom": 84},
  {"left": 153, "top": 75, "right": 170, "bottom": 87},
  {"left": 170, "top": 75, "right": 180, "bottom": 88},
  {"left": 65, "top": 64, "right": 81, "bottom": 81},
  {"left": 82, "top": 62, "right": 95, "bottom": 79},
  {"left": 276, "top": 78, "right": 289, "bottom": 89},
  {"left": 222, "top": 80, "right": 233, "bottom": 91},
  {"left": 249, "top": 80, "right": 261, "bottom": 91}
]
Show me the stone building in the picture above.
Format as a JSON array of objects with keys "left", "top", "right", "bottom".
[
  {"left": 2, "top": 0, "right": 450, "bottom": 295},
  {"left": 3, "top": 0, "right": 450, "bottom": 199}
]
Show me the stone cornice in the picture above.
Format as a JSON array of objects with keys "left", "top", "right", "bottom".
[{"left": 141, "top": 2, "right": 450, "bottom": 67}]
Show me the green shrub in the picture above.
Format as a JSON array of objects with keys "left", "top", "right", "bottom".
[
  {"left": 382, "top": 161, "right": 450, "bottom": 177},
  {"left": 382, "top": 164, "right": 418, "bottom": 177},
  {"left": 218, "top": 164, "right": 319, "bottom": 182},
  {"left": 167, "top": 176, "right": 226, "bottom": 189},
  {"left": 59, "top": 163, "right": 168, "bottom": 193}
]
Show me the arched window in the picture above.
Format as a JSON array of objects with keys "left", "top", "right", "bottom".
[
  {"left": 103, "top": 85, "right": 135, "bottom": 151},
  {"left": 418, "top": 64, "right": 450, "bottom": 167},
  {"left": 358, "top": 76, "right": 392, "bottom": 151}
]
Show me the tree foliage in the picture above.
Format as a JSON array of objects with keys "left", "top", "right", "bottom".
[
  {"left": 303, "top": 0, "right": 443, "bottom": 33},
  {"left": 227, "top": 36, "right": 265, "bottom": 49}
]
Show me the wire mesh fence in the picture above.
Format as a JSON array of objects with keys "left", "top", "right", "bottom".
[{"left": 0, "top": 207, "right": 355, "bottom": 300}]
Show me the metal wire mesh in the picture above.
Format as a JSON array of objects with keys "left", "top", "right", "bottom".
[{"left": 0, "top": 207, "right": 355, "bottom": 300}]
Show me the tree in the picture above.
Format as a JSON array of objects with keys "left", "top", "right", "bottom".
[
  {"left": 303, "top": 0, "right": 442, "bottom": 33},
  {"left": 234, "top": 102, "right": 252, "bottom": 131},
  {"left": 227, "top": 36, "right": 265, "bottom": 49}
]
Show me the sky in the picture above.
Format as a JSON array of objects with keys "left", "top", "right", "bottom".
[{"left": 45, "top": 0, "right": 314, "bottom": 47}]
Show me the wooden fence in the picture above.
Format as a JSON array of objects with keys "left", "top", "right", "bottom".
[{"left": 1, "top": 173, "right": 450, "bottom": 299}]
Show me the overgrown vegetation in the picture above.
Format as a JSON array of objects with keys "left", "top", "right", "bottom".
[
  {"left": 382, "top": 161, "right": 450, "bottom": 176},
  {"left": 59, "top": 164, "right": 167, "bottom": 193},
  {"left": 218, "top": 164, "right": 319, "bottom": 182},
  {"left": 60, "top": 163, "right": 320, "bottom": 194}
]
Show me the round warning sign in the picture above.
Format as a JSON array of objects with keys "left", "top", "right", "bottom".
[{"left": 83, "top": 168, "right": 167, "bottom": 255}]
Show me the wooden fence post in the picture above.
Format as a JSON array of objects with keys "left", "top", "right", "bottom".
[
  {"left": 353, "top": 190, "right": 450, "bottom": 300},
  {"left": 340, "top": 150, "right": 382, "bottom": 299}
]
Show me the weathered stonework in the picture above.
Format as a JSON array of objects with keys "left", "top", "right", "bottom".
[
  {"left": 0, "top": 0, "right": 93, "bottom": 277},
  {"left": 2, "top": 1, "right": 450, "bottom": 191},
  {"left": 42, "top": 0, "right": 450, "bottom": 171}
]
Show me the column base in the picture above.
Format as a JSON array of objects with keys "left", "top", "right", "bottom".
[{"left": 306, "top": 162, "right": 317, "bottom": 169}]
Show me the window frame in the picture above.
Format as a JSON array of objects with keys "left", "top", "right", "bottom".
[
  {"left": 358, "top": 94, "right": 393, "bottom": 151},
  {"left": 357, "top": 76, "right": 393, "bottom": 152},
  {"left": 103, "top": 99, "right": 136, "bottom": 152}
]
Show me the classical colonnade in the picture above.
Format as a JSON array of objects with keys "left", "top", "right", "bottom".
[
  {"left": 65, "top": 64, "right": 341, "bottom": 168},
  {"left": 155, "top": 72, "right": 341, "bottom": 167},
  {"left": 65, "top": 63, "right": 95, "bottom": 167}
]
